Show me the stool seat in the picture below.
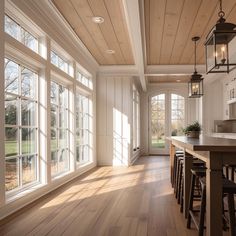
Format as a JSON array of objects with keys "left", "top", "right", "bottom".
[
  {"left": 193, "top": 159, "right": 206, "bottom": 168},
  {"left": 223, "top": 178, "right": 236, "bottom": 194},
  {"left": 200, "top": 177, "right": 236, "bottom": 194},
  {"left": 176, "top": 150, "right": 184, "bottom": 154},
  {"left": 191, "top": 168, "right": 206, "bottom": 178}
]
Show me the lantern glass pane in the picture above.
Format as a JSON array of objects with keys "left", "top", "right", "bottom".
[
  {"left": 206, "top": 37, "right": 215, "bottom": 72},
  {"left": 228, "top": 36, "right": 236, "bottom": 71},
  {"left": 215, "top": 43, "right": 228, "bottom": 65},
  {"left": 191, "top": 82, "right": 200, "bottom": 96}
]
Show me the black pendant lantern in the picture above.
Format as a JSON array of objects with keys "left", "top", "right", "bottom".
[
  {"left": 205, "top": 0, "right": 236, "bottom": 73},
  {"left": 189, "top": 36, "right": 204, "bottom": 98}
]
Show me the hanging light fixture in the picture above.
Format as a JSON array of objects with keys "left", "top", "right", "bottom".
[
  {"left": 189, "top": 36, "right": 204, "bottom": 98},
  {"left": 205, "top": 0, "right": 236, "bottom": 73}
]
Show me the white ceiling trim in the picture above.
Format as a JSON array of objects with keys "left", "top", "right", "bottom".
[
  {"left": 123, "top": 0, "right": 146, "bottom": 91},
  {"left": 99, "top": 65, "right": 139, "bottom": 76},
  {"left": 146, "top": 65, "right": 206, "bottom": 75}
]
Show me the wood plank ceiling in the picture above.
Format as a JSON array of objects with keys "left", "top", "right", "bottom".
[
  {"left": 145, "top": 0, "right": 236, "bottom": 65},
  {"left": 52, "top": 0, "right": 135, "bottom": 65}
]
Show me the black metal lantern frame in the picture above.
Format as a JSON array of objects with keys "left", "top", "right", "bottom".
[
  {"left": 188, "top": 72, "right": 204, "bottom": 98},
  {"left": 189, "top": 36, "right": 204, "bottom": 98},
  {"left": 205, "top": 0, "right": 236, "bottom": 74}
]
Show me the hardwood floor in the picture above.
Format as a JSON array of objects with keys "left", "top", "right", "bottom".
[{"left": 0, "top": 156, "right": 201, "bottom": 236}]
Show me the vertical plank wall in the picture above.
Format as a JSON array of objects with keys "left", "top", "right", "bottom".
[{"left": 97, "top": 76, "right": 133, "bottom": 166}]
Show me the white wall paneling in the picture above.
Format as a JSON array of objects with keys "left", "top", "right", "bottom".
[{"left": 97, "top": 76, "right": 138, "bottom": 166}]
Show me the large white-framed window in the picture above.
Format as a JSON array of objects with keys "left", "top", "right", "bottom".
[
  {"left": 132, "top": 85, "right": 140, "bottom": 151},
  {"left": 75, "top": 91, "right": 93, "bottom": 165},
  {"left": 4, "top": 58, "right": 38, "bottom": 193},
  {"left": 50, "top": 80, "right": 70, "bottom": 178},
  {"left": 5, "top": 15, "right": 38, "bottom": 53},
  {"left": 2, "top": 3, "right": 95, "bottom": 206}
]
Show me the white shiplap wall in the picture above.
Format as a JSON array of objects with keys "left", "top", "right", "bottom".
[{"left": 97, "top": 76, "right": 136, "bottom": 166}]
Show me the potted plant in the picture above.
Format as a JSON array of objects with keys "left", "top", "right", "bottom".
[{"left": 184, "top": 121, "right": 201, "bottom": 138}]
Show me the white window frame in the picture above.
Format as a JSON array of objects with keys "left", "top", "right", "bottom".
[
  {"left": 50, "top": 77, "right": 71, "bottom": 179},
  {"left": 4, "top": 57, "right": 40, "bottom": 198},
  {"left": 132, "top": 85, "right": 140, "bottom": 151},
  {"left": 5, "top": 14, "right": 39, "bottom": 54},
  {"left": 75, "top": 86, "right": 93, "bottom": 167},
  {"left": 76, "top": 66, "right": 93, "bottom": 90}
]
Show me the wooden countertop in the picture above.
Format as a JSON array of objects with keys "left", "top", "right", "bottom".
[{"left": 170, "top": 135, "right": 236, "bottom": 152}]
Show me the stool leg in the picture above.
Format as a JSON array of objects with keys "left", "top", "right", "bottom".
[
  {"left": 231, "top": 167, "right": 235, "bottom": 182},
  {"left": 180, "top": 176, "right": 184, "bottom": 212},
  {"left": 187, "top": 174, "right": 196, "bottom": 228},
  {"left": 176, "top": 160, "right": 182, "bottom": 199},
  {"left": 232, "top": 167, "right": 235, "bottom": 182},
  {"left": 175, "top": 160, "right": 180, "bottom": 197},
  {"left": 225, "top": 166, "right": 229, "bottom": 180},
  {"left": 227, "top": 193, "right": 236, "bottom": 236},
  {"left": 199, "top": 185, "right": 206, "bottom": 236},
  {"left": 177, "top": 163, "right": 183, "bottom": 204},
  {"left": 173, "top": 155, "right": 177, "bottom": 187}
]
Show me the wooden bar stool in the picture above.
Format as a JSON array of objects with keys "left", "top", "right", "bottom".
[
  {"left": 177, "top": 159, "right": 205, "bottom": 205},
  {"left": 175, "top": 155, "right": 184, "bottom": 197},
  {"left": 187, "top": 176, "right": 236, "bottom": 236},
  {"left": 180, "top": 167, "right": 206, "bottom": 213},
  {"left": 173, "top": 151, "right": 184, "bottom": 188}
]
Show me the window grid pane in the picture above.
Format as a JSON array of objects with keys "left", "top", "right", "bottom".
[
  {"left": 76, "top": 93, "right": 91, "bottom": 165},
  {"left": 50, "top": 51, "right": 69, "bottom": 74},
  {"left": 4, "top": 58, "right": 38, "bottom": 192},
  {"left": 76, "top": 71, "right": 93, "bottom": 90},
  {"left": 50, "top": 81, "right": 69, "bottom": 177},
  {"left": 5, "top": 15, "right": 38, "bottom": 53}
]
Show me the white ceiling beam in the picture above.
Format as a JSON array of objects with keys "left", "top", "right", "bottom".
[
  {"left": 123, "top": 0, "right": 146, "bottom": 91},
  {"left": 98, "top": 65, "right": 139, "bottom": 76},
  {"left": 145, "top": 65, "right": 206, "bottom": 76}
]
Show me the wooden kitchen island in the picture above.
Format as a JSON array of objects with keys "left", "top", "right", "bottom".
[{"left": 168, "top": 135, "right": 236, "bottom": 236}]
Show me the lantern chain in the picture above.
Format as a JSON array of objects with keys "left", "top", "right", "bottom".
[{"left": 218, "top": 0, "right": 225, "bottom": 18}]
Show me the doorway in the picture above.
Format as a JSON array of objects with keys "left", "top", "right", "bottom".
[{"left": 149, "top": 92, "right": 185, "bottom": 155}]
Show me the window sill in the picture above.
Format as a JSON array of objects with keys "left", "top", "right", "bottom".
[
  {"left": 6, "top": 182, "right": 45, "bottom": 204},
  {"left": 77, "top": 161, "right": 93, "bottom": 169},
  {"left": 52, "top": 170, "right": 73, "bottom": 181}
]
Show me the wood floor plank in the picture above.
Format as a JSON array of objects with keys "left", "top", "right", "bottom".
[{"left": 0, "top": 156, "right": 223, "bottom": 236}]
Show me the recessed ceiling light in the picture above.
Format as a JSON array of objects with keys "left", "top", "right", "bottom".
[
  {"left": 106, "top": 49, "right": 115, "bottom": 54},
  {"left": 92, "top": 16, "right": 104, "bottom": 24},
  {"left": 176, "top": 79, "right": 181, "bottom": 82}
]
